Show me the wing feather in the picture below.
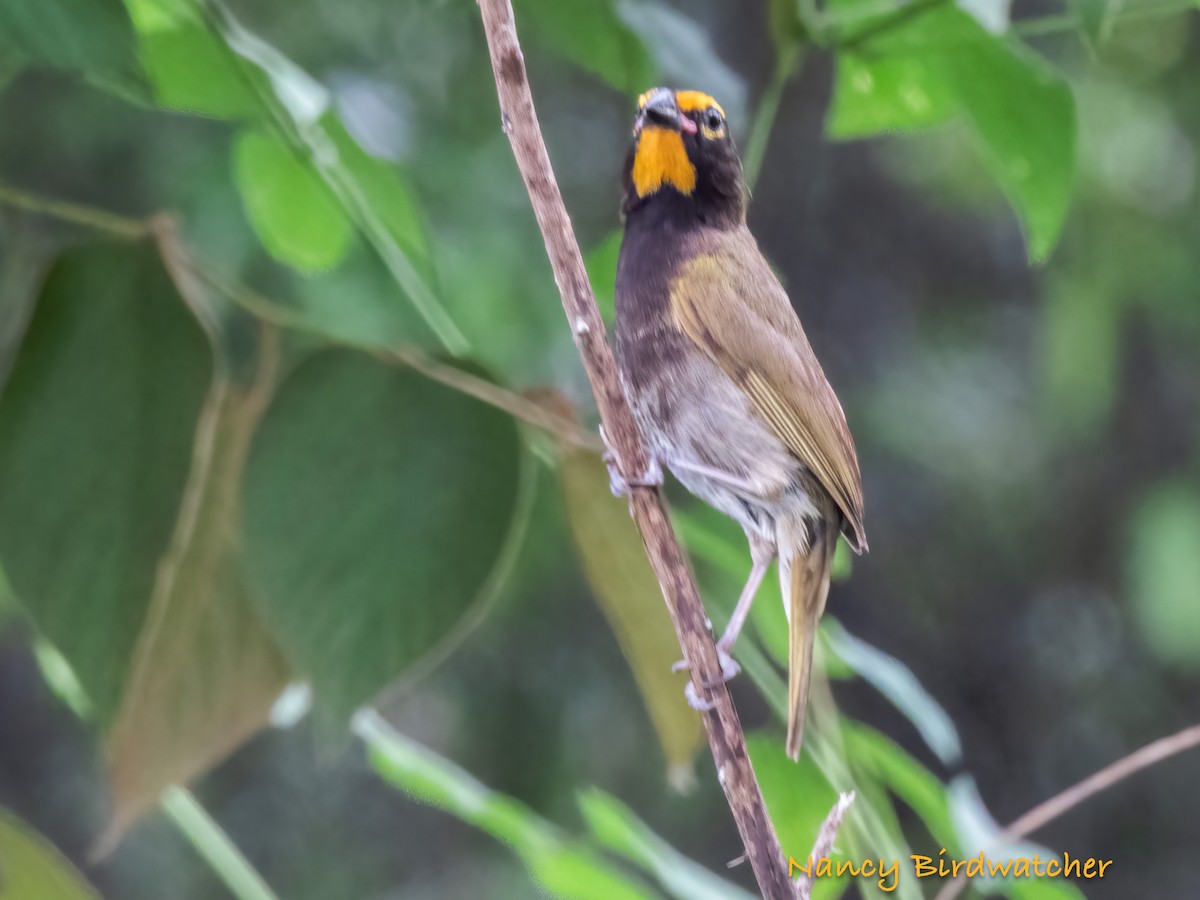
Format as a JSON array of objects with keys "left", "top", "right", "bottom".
[{"left": 670, "top": 234, "right": 867, "bottom": 551}]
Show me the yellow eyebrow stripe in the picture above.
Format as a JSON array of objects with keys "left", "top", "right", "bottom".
[
  {"left": 636, "top": 88, "right": 725, "bottom": 119},
  {"left": 675, "top": 90, "right": 723, "bottom": 117}
]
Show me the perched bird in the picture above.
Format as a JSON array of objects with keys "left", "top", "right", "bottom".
[{"left": 612, "top": 87, "right": 867, "bottom": 759}]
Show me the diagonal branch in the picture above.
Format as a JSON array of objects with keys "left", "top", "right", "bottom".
[
  {"left": 934, "top": 723, "right": 1200, "bottom": 900},
  {"left": 475, "top": 2, "right": 801, "bottom": 897}
]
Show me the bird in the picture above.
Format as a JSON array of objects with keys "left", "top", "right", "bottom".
[{"left": 611, "top": 87, "right": 867, "bottom": 760}]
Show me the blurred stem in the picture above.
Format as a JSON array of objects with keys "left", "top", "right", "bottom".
[
  {"left": 742, "top": 42, "right": 805, "bottom": 194},
  {"left": 0, "top": 182, "right": 148, "bottom": 239},
  {"left": 161, "top": 787, "right": 280, "bottom": 900},
  {"left": 1014, "top": 0, "right": 1196, "bottom": 37},
  {"left": 829, "top": 0, "right": 1191, "bottom": 46},
  {"left": 192, "top": 0, "right": 470, "bottom": 357},
  {"left": 934, "top": 723, "right": 1200, "bottom": 900},
  {"left": 0, "top": 180, "right": 597, "bottom": 450}
]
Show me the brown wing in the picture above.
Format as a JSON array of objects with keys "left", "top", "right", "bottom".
[{"left": 669, "top": 231, "right": 867, "bottom": 552}]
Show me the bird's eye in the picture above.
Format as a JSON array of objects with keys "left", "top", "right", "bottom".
[{"left": 701, "top": 108, "right": 725, "bottom": 138}]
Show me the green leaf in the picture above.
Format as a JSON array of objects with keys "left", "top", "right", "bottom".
[
  {"left": 203, "top": 8, "right": 466, "bottom": 353},
  {"left": 359, "top": 712, "right": 659, "bottom": 900},
  {"left": 746, "top": 733, "right": 839, "bottom": 863},
  {"left": 828, "top": 53, "right": 957, "bottom": 138},
  {"left": 1069, "top": 0, "right": 1120, "bottom": 45},
  {"left": 828, "top": 7, "right": 1076, "bottom": 261},
  {"left": 233, "top": 129, "right": 355, "bottom": 272},
  {"left": 138, "top": 22, "right": 263, "bottom": 118},
  {"left": 322, "top": 115, "right": 433, "bottom": 280},
  {"left": 0, "top": 0, "right": 147, "bottom": 98},
  {"left": 948, "top": 37, "right": 1076, "bottom": 262},
  {"left": 1126, "top": 484, "right": 1200, "bottom": 669},
  {"left": 577, "top": 789, "right": 755, "bottom": 900},
  {"left": 0, "top": 808, "right": 100, "bottom": 900},
  {"left": 0, "top": 241, "right": 212, "bottom": 723},
  {"left": 561, "top": 448, "right": 703, "bottom": 785},
  {"left": 825, "top": 621, "right": 962, "bottom": 766},
  {"left": 242, "top": 349, "right": 529, "bottom": 727},
  {"left": 841, "top": 722, "right": 955, "bottom": 849},
  {"left": 1011, "top": 878, "right": 1089, "bottom": 900},
  {"left": 517, "top": 0, "right": 655, "bottom": 94}
]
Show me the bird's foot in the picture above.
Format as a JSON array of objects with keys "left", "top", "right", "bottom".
[
  {"left": 673, "top": 646, "right": 742, "bottom": 709},
  {"left": 684, "top": 681, "right": 716, "bottom": 712},
  {"left": 713, "top": 638, "right": 742, "bottom": 681},
  {"left": 601, "top": 427, "right": 664, "bottom": 496}
]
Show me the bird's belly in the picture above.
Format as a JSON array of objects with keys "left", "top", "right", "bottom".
[{"left": 622, "top": 343, "right": 815, "bottom": 539}]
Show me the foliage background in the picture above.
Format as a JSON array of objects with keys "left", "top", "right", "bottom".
[{"left": 1, "top": 0, "right": 1198, "bottom": 898}]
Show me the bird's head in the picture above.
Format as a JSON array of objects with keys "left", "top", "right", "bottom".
[{"left": 622, "top": 87, "right": 746, "bottom": 225}]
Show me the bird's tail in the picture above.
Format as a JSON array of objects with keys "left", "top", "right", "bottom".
[{"left": 784, "top": 523, "right": 836, "bottom": 761}]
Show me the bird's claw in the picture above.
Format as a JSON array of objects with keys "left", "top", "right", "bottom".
[
  {"left": 715, "top": 646, "right": 742, "bottom": 682},
  {"left": 684, "top": 682, "right": 716, "bottom": 712},
  {"left": 601, "top": 433, "right": 664, "bottom": 497},
  {"left": 675, "top": 646, "right": 742, "bottom": 713}
]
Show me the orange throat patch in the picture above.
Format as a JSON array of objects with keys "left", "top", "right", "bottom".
[{"left": 632, "top": 126, "right": 696, "bottom": 198}]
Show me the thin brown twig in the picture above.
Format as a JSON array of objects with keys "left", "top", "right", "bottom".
[
  {"left": 934, "top": 723, "right": 1200, "bottom": 900},
  {"left": 475, "top": 2, "right": 808, "bottom": 897}
]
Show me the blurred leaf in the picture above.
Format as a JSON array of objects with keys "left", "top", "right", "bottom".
[
  {"left": 0, "top": 218, "right": 50, "bottom": 392},
  {"left": 0, "top": 241, "right": 211, "bottom": 722},
  {"left": 32, "top": 638, "right": 91, "bottom": 718},
  {"left": 946, "top": 776, "right": 1048, "bottom": 870},
  {"left": 841, "top": 721, "right": 955, "bottom": 848},
  {"left": 828, "top": 7, "right": 1076, "bottom": 261},
  {"left": 1126, "top": 484, "right": 1200, "bottom": 669},
  {"left": 323, "top": 115, "right": 434, "bottom": 282},
  {"left": 949, "top": 37, "right": 1075, "bottom": 263},
  {"left": 0, "top": 566, "right": 13, "bottom": 625},
  {"left": 0, "top": 808, "right": 100, "bottom": 899},
  {"left": 0, "top": 0, "right": 148, "bottom": 98},
  {"left": 102, "top": 315, "right": 291, "bottom": 843},
  {"left": 767, "top": 0, "right": 806, "bottom": 52},
  {"left": 517, "top": 0, "right": 655, "bottom": 94},
  {"left": 577, "top": 789, "right": 756, "bottom": 900},
  {"left": 1011, "top": 878, "right": 1089, "bottom": 900},
  {"left": 1070, "top": 0, "right": 1121, "bottom": 45},
  {"left": 616, "top": 0, "right": 748, "bottom": 133},
  {"left": 242, "top": 349, "right": 528, "bottom": 727},
  {"left": 359, "top": 712, "right": 660, "bottom": 900},
  {"left": 233, "top": 129, "right": 355, "bottom": 272},
  {"left": 208, "top": 5, "right": 467, "bottom": 352},
  {"left": 584, "top": 230, "right": 622, "bottom": 325},
  {"left": 138, "top": 23, "right": 263, "bottom": 118},
  {"left": 828, "top": 54, "right": 957, "bottom": 138},
  {"left": 825, "top": 621, "right": 962, "bottom": 766},
  {"left": 1040, "top": 273, "right": 1118, "bottom": 434},
  {"left": 561, "top": 448, "right": 703, "bottom": 784},
  {"left": 746, "top": 733, "right": 839, "bottom": 861}
]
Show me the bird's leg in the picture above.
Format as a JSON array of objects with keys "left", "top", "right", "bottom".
[
  {"left": 716, "top": 534, "right": 776, "bottom": 658},
  {"left": 672, "top": 535, "right": 774, "bottom": 695},
  {"left": 600, "top": 425, "right": 663, "bottom": 496},
  {"left": 667, "top": 458, "right": 762, "bottom": 497}
]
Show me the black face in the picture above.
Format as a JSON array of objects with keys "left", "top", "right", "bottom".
[{"left": 621, "top": 89, "right": 747, "bottom": 228}]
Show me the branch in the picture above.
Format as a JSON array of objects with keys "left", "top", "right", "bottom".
[
  {"left": 475, "top": 2, "right": 796, "bottom": 896},
  {"left": 794, "top": 793, "right": 856, "bottom": 897},
  {"left": 934, "top": 723, "right": 1200, "bottom": 900}
]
